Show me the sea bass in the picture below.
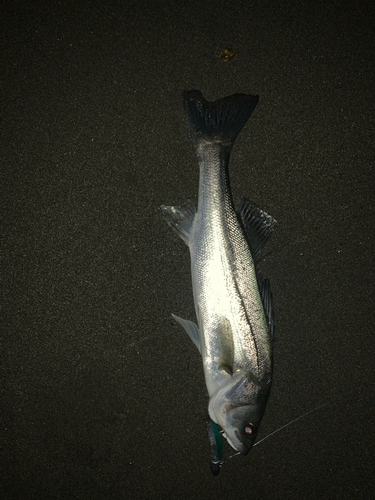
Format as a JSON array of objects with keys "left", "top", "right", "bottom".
[{"left": 161, "top": 90, "right": 276, "bottom": 473}]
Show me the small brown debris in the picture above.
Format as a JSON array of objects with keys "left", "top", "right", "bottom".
[{"left": 218, "top": 48, "right": 236, "bottom": 62}]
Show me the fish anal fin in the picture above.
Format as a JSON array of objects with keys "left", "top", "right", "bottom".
[{"left": 161, "top": 201, "right": 196, "bottom": 245}]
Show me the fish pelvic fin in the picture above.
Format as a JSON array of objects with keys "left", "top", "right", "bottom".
[
  {"left": 160, "top": 200, "right": 196, "bottom": 245},
  {"left": 172, "top": 314, "right": 201, "bottom": 352},
  {"left": 182, "top": 90, "right": 259, "bottom": 148}
]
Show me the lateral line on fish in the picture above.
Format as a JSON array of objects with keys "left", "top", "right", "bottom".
[{"left": 233, "top": 276, "right": 260, "bottom": 376}]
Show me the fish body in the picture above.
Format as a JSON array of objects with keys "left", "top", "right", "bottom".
[{"left": 162, "top": 90, "right": 276, "bottom": 459}]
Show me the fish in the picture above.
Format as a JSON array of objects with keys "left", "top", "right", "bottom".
[{"left": 161, "top": 90, "right": 276, "bottom": 473}]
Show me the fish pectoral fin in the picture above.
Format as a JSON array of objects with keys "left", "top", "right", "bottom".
[
  {"left": 236, "top": 198, "right": 276, "bottom": 261},
  {"left": 216, "top": 317, "right": 234, "bottom": 373},
  {"left": 218, "top": 363, "right": 233, "bottom": 376},
  {"left": 172, "top": 314, "right": 201, "bottom": 352},
  {"left": 160, "top": 201, "right": 196, "bottom": 245}
]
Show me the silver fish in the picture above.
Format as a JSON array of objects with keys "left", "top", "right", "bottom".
[{"left": 161, "top": 90, "right": 276, "bottom": 469}]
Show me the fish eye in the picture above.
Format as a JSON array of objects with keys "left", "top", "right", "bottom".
[{"left": 244, "top": 423, "right": 257, "bottom": 436}]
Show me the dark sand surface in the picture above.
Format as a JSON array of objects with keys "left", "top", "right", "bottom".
[{"left": 2, "top": 1, "right": 374, "bottom": 499}]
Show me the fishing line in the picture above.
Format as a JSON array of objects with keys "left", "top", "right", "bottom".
[
  {"left": 253, "top": 401, "right": 328, "bottom": 448},
  {"left": 219, "top": 386, "right": 360, "bottom": 466}
]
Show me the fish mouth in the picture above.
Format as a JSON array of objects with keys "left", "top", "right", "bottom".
[
  {"left": 224, "top": 431, "right": 252, "bottom": 455},
  {"left": 238, "top": 444, "right": 251, "bottom": 455}
]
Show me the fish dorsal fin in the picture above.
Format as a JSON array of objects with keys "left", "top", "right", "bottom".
[
  {"left": 259, "top": 278, "right": 274, "bottom": 341},
  {"left": 160, "top": 201, "right": 196, "bottom": 245},
  {"left": 236, "top": 198, "right": 276, "bottom": 261}
]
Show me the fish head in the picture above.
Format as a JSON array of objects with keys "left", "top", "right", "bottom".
[{"left": 208, "top": 369, "right": 270, "bottom": 455}]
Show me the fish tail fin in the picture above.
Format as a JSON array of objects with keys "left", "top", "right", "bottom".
[{"left": 182, "top": 90, "right": 259, "bottom": 147}]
